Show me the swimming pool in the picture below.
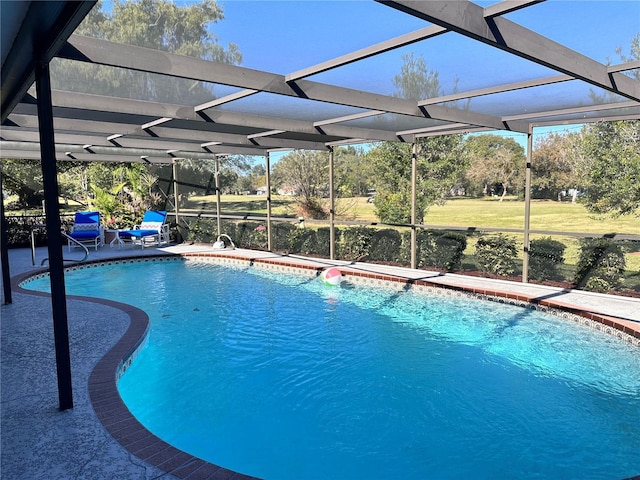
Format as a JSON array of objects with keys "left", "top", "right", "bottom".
[{"left": 27, "top": 259, "right": 640, "bottom": 479}]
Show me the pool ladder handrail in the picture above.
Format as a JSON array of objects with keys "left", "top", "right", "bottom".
[
  {"left": 32, "top": 226, "right": 89, "bottom": 266},
  {"left": 212, "top": 234, "right": 235, "bottom": 250}
]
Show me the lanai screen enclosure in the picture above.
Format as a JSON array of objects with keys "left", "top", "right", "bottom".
[{"left": 1, "top": 0, "right": 639, "bottom": 408}]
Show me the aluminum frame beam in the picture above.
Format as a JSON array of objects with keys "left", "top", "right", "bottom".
[
  {"left": 1, "top": 1, "right": 96, "bottom": 122},
  {"left": 6, "top": 110, "right": 332, "bottom": 151},
  {"left": 3, "top": 3, "right": 637, "bottom": 165},
  {"left": 42, "top": 90, "right": 399, "bottom": 143},
  {"left": 419, "top": 61, "right": 640, "bottom": 107},
  {"left": 0, "top": 140, "right": 218, "bottom": 161},
  {"left": 58, "top": 35, "right": 521, "bottom": 133},
  {"left": 285, "top": 25, "right": 448, "bottom": 81},
  {"left": 380, "top": 0, "right": 640, "bottom": 102}
]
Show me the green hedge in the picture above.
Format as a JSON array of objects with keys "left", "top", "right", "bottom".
[
  {"left": 421, "top": 231, "right": 467, "bottom": 272},
  {"left": 475, "top": 234, "right": 518, "bottom": 276},
  {"left": 369, "top": 229, "right": 402, "bottom": 263},
  {"left": 529, "top": 237, "right": 566, "bottom": 281},
  {"left": 4, "top": 214, "right": 74, "bottom": 248},
  {"left": 574, "top": 238, "right": 626, "bottom": 292},
  {"left": 337, "top": 226, "right": 371, "bottom": 261},
  {"left": 182, "top": 220, "right": 467, "bottom": 271}
]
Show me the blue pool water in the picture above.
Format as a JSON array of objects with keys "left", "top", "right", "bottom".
[{"left": 28, "top": 260, "right": 640, "bottom": 479}]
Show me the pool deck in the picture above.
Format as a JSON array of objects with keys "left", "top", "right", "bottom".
[{"left": 2, "top": 243, "right": 640, "bottom": 480}]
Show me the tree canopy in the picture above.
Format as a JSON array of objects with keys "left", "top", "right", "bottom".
[
  {"left": 531, "top": 132, "right": 582, "bottom": 201},
  {"left": 368, "top": 135, "right": 467, "bottom": 224},
  {"left": 464, "top": 134, "right": 525, "bottom": 201},
  {"left": 272, "top": 150, "right": 330, "bottom": 219},
  {"left": 52, "top": 0, "right": 241, "bottom": 104},
  {"left": 393, "top": 53, "right": 441, "bottom": 101},
  {"left": 579, "top": 120, "right": 640, "bottom": 217}
]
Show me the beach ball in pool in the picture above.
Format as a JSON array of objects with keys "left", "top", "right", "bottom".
[{"left": 321, "top": 267, "right": 342, "bottom": 286}]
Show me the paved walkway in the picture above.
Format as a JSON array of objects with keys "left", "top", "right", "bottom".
[{"left": 2, "top": 244, "right": 639, "bottom": 479}]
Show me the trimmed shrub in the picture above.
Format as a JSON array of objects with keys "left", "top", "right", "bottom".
[
  {"left": 234, "top": 221, "right": 267, "bottom": 249},
  {"left": 287, "top": 226, "right": 317, "bottom": 255},
  {"left": 5, "top": 214, "right": 74, "bottom": 248},
  {"left": 429, "top": 231, "right": 467, "bottom": 272},
  {"left": 220, "top": 220, "right": 237, "bottom": 244},
  {"left": 475, "top": 234, "right": 518, "bottom": 276},
  {"left": 313, "top": 227, "right": 331, "bottom": 257},
  {"left": 528, "top": 237, "right": 566, "bottom": 281},
  {"left": 184, "top": 218, "right": 215, "bottom": 243},
  {"left": 184, "top": 218, "right": 237, "bottom": 244},
  {"left": 574, "top": 238, "right": 626, "bottom": 292},
  {"left": 271, "top": 222, "right": 296, "bottom": 252},
  {"left": 369, "top": 229, "right": 402, "bottom": 263},
  {"left": 416, "top": 230, "right": 467, "bottom": 272},
  {"left": 338, "top": 226, "right": 372, "bottom": 261},
  {"left": 394, "top": 230, "right": 411, "bottom": 266},
  {"left": 415, "top": 230, "right": 434, "bottom": 268}
]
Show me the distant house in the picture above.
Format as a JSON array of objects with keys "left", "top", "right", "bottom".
[{"left": 256, "top": 186, "right": 268, "bottom": 195}]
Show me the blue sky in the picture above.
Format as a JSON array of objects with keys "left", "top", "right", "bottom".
[
  {"left": 214, "top": 1, "right": 639, "bottom": 74},
  {"left": 211, "top": 0, "right": 638, "bottom": 155}
]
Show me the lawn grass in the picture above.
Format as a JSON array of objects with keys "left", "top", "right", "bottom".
[
  {"left": 424, "top": 197, "right": 639, "bottom": 234},
  {"left": 183, "top": 194, "right": 292, "bottom": 217},
  {"left": 190, "top": 194, "right": 638, "bottom": 236}
]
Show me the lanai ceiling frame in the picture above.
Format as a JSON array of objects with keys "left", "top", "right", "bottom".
[
  {"left": 3, "top": 4, "right": 639, "bottom": 163},
  {"left": 57, "top": 33, "right": 520, "bottom": 129}
]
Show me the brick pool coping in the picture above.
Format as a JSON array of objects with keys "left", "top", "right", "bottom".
[{"left": 12, "top": 252, "right": 640, "bottom": 480}]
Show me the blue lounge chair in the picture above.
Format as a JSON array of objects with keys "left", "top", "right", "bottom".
[
  {"left": 68, "top": 211, "right": 103, "bottom": 251},
  {"left": 118, "top": 210, "right": 169, "bottom": 249}
]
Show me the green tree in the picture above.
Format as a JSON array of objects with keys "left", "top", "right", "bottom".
[
  {"left": 91, "top": 182, "right": 127, "bottom": 224},
  {"left": 57, "top": 162, "right": 91, "bottom": 206},
  {"left": 334, "top": 146, "right": 374, "bottom": 197},
  {"left": 124, "top": 163, "right": 162, "bottom": 214},
  {"left": 368, "top": 136, "right": 466, "bottom": 224},
  {"left": 368, "top": 53, "right": 467, "bottom": 224},
  {"left": 579, "top": 120, "right": 640, "bottom": 217},
  {"left": 1, "top": 159, "right": 44, "bottom": 208},
  {"left": 272, "top": 150, "right": 329, "bottom": 219},
  {"left": 581, "top": 35, "right": 639, "bottom": 216},
  {"left": 233, "top": 162, "right": 268, "bottom": 194},
  {"left": 590, "top": 33, "right": 639, "bottom": 104},
  {"left": 52, "top": 0, "right": 241, "bottom": 105},
  {"left": 1, "top": 159, "right": 90, "bottom": 209},
  {"left": 531, "top": 132, "right": 582, "bottom": 201},
  {"left": 464, "top": 134, "right": 525, "bottom": 201},
  {"left": 393, "top": 53, "right": 441, "bottom": 101},
  {"left": 393, "top": 52, "right": 469, "bottom": 109},
  {"left": 236, "top": 176, "right": 255, "bottom": 193}
]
